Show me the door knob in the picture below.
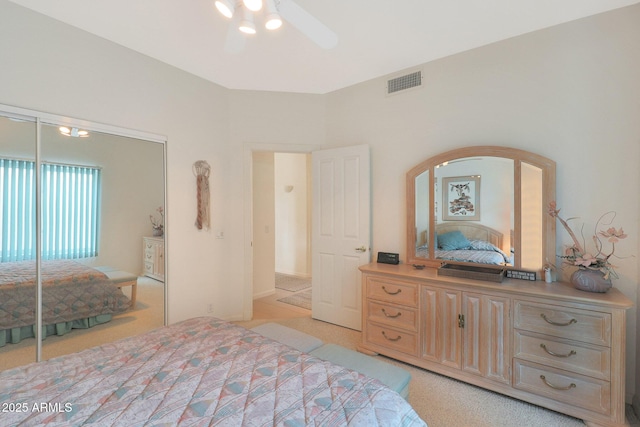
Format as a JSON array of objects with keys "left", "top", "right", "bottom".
[{"left": 355, "top": 246, "right": 367, "bottom": 253}]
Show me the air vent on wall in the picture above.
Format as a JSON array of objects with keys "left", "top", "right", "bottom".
[{"left": 387, "top": 70, "right": 422, "bottom": 95}]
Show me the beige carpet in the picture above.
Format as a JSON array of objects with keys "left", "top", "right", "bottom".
[{"left": 235, "top": 315, "right": 595, "bottom": 427}]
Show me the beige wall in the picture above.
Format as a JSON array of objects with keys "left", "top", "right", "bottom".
[
  {"left": 275, "top": 153, "right": 311, "bottom": 277},
  {"left": 229, "top": 91, "right": 325, "bottom": 318},
  {"left": 0, "top": 0, "right": 231, "bottom": 323},
  {"left": 1, "top": 0, "right": 638, "bottom": 403},
  {"left": 325, "top": 4, "right": 640, "bottom": 401},
  {"left": 0, "top": 2, "right": 326, "bottom": 325}
]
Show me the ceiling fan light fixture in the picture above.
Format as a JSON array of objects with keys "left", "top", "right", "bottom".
[
  {"left": 239, "top": 21, "right": 256, "bottom": 34},
  {"left": 265, "top": 14, "right": 282, "bottom": 30},
  {"left": 59, "top": 126, "right": 89, "bottom": 138},
  {"left": 264, "top": 0, "right": 281, "bottom": 30},
  {"left": 214, "top": 0, "right": 235, "bottom": 18},
  {"left": 239, "top": 9, "right": 256, "bottom": 34},
  {"left": 218, "top": 0, "right": 337, "bottom": 48},
  {"left": 242, "top": 0, "right": 262, "bottom": 12}
]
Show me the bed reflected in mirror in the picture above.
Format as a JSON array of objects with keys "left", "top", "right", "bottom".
[
  {"left": 415, "top": 157, "right": 514, "bottom": 266},
  {"left": 41, "top": 123, "right": 166, "bottom": 363}
]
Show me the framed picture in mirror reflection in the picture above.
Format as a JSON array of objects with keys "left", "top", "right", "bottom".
[{"left": 442, "top": 175, "right": 480, "bottom": 221}]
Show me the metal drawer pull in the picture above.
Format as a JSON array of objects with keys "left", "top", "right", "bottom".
[
  {"left": 540, "top": 344, "right": 576, "bottom": 358},
  {"left": 540, "top": 313, "right": 577, "bottom": 327},
  {"left": 540, "top": 375, "right": 576, "bottom": 391},
  {"left": 381, "top": 308, "right": 402, "bottom": 318},
  {"left": 382, "top": 331, "right": 402, "bottom": 342},
  {"left": 382, "top": 286, "right": 402, "bottom": 295}
]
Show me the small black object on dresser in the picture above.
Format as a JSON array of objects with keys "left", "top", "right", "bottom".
[{"left": 377, "top": 252, "right": 399, "bottom": 265}]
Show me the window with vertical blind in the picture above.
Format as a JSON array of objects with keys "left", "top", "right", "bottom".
[{"left": 0, "top": 158, "right": 101, "bottom": 262}]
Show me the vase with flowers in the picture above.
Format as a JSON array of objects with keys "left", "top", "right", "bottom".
[
  {"left": 548, "top": 201, "right": 628, "bottom": 293},
  {"left": 150, "top": 206, "right": 164, "bottom": 237}
]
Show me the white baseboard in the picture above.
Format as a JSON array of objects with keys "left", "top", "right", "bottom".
[
  {"left": 276, "top": 270, "right": 311, "bottom": 279},
  {"left": 225, "top": 313, "right": 248, "bottom": 322},
  {"left": 253, "top": 289, "right": 276, "bottom": 300}
]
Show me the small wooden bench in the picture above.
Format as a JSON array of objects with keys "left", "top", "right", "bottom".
[{"left": 95, "top": 266, "right": 138, "bottom": 308}]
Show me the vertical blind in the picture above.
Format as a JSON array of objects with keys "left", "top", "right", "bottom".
[{"left": 0, "top": 158, "right": 101, "bottom": 262}]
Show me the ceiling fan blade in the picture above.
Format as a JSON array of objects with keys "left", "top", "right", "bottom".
[
  {"left": 224, "top": 12, "right": 246, "bottom": 53},
  {"left": 278, "top": 0, "right": 338, "bottom": 49}
]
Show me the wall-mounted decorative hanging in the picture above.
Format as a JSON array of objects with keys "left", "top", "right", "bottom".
[{"left": 193, "top": 160, "right": 211, "bottom": 230}]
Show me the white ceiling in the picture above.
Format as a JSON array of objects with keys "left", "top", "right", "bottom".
[{"left": 8, "top": 0, "right": 640, "bottom": 94}]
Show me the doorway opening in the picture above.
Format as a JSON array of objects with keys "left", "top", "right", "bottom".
[{"left": 252, "top": 151, "right": 312, "bottom": 320}]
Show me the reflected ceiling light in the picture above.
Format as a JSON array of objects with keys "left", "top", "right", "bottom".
[
  {"left": 243, "top": 0, "right": 262, "bottom": 12},
  {"left": 264, "top": 0, "right": 282, "bottom": 30},
  {"left": 59, "top": 126, "right": 89, "bottom": 138},
  {"left": 215, "top": 0, "right": 282, "bottom": 34},
  {"left": 239, "top": 8, "right": 257, "bottom": 34},
  {"left": 214, "top": 0, "right": 235, "bottom": 18}
]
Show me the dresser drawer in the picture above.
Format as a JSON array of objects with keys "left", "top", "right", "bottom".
[
  {"left": 143, "top": 261, "right": 155, "bottom": 275},
  {"left": 514, "top": 331, "right": 610, "bottom": 380},
  {"left": 514, "top": 300, "right": 611, "bottom": 346},
  {"left": 367, "top": 301, "right": 417, "bottom": 331},
  {"left": 514, "top": 360, "right": 610, "bottom": 415},
  {"left": 366, "top": 277, "right": 418, "bottom": 307},
  {"left": 366, "top": 323, "right": 418, "bottom": 356}
]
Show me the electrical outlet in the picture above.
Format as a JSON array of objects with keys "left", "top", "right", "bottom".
[{"left": 207, "top": 303, "right": 213, "bottom": 313}]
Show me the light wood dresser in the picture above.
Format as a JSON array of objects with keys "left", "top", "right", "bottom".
[
  {"left": 359, "top": 263, "right": 633, "bottom": 427},
  {"left": 142, "top": 236, "right": 165, "bottom": 282}
]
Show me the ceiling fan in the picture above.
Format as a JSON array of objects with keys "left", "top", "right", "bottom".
[{"left": 214, "top": 0, "right": 338, "bottom": 51}]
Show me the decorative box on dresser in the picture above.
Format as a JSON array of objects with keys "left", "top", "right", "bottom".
[
  {"left": 358, "top": 263, "right": 633, "bottom": 427},
  {"left": 142, "top": 236, "right": 165, "bottom": 282}
]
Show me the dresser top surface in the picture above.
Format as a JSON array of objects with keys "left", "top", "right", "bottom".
[{"left": 360, "top": 263, "right": 633, "bottom": 309}]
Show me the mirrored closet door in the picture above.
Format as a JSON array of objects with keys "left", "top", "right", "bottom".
[
  {"left": 0, "top": 113, "right": 38, "bottom": 367},
  {"left": 0, "top": 106, "right": 166, "bottom": 370}
]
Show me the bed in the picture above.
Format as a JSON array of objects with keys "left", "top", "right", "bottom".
[
  {"left": 0, "top": 260, "right": 131, "bottom": 347},
  {"left": 416, "top": 222, "right": 512, "bottom": 265},
  {"left": 0, "top": 317, "right": 426, "bottom": 426}
]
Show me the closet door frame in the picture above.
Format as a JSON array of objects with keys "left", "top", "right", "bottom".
[{"left": 0, "top": 103, "right": 167, "bottom": 362}]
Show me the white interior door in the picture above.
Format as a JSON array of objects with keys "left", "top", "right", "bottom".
[{"left": 311, "top": 145, "right": 370, "bottom": 331}]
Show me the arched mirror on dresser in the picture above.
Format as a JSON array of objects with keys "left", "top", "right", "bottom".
[{"left": 406, "top": 146, "right": 556, "bottom": 275}]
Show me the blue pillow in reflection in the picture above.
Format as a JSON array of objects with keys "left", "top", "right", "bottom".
[{"left": 438, "top": 230, "right": 471, "bottom": 250}]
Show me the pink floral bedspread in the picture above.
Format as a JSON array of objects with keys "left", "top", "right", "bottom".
[
  {"left": 0, "top": 317, "right": 426, "bottom": 426},
  {"left": 0, "top": 260, "right": 130, "bottom": 329}
]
